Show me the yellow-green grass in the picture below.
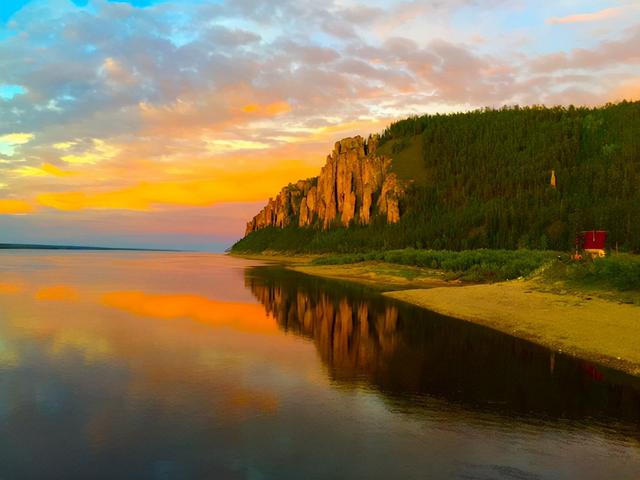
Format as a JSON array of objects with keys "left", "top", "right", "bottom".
[{"left": 540, "top": 253, "right": 640, "bottom": 305}]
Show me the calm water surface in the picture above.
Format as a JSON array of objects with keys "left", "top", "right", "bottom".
[{"left": 0, "top": 251, "right": 639, "bottom": 479}]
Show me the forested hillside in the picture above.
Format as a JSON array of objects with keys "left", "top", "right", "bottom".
[{"left": 232, "top": 101, "right": 640, "bottom": 253}]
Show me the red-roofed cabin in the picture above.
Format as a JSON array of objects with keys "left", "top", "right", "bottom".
[{"left": 579, "top": 230, "right": 608, "bottom": 258}]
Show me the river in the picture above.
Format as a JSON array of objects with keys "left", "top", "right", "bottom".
[{"left": 0, "top": 251, "right": 638, "bottom": 479}]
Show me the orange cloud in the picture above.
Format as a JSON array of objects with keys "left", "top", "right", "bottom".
[
  {"left": 15, "top": 162, "right": 76, "bottom": 177},
  {"left": 35, "top": 285, "right": 79, "bottom": 301},
  {"left": 242, "top": 101, "right": 291, "bottom": 116},
  {"left": 35, "top": 161, "right": 318, "bottom": 211},
  {"left": 610, "top": 78, "right": 640, "bottom": 102},
  {"left": 310, "top": 117, "right": 394, "bottom": 142},
  {"left": 102, "top": 291, "right": 278, "bottom": 335},
  {"left": 41, "top": 162, "right": 76, "bottom": 176},
  {"left": 139, "top": 86, "right": 291, "bottom": 138},
  {"left": 0, "top": 199, "right": 35, "bottom": 214},
  {"left": 547, "top": 7, "right": 622, "bottom": 24}
]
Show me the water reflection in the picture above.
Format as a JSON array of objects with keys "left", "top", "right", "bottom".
[
  {"left": 103, "top": 291, "right": 279, "bottom": 334},
  {"left": 0, "top": 252, "right": 638, "bottom": 479},
  {"left": 246, "top": 266, "right": 640, "bottom": 427},
  {"left": 35, "top": 285, "right": 79, "bottom": 301},
  {"left": 0, "top": 254, "right": 311, "bottom": 479}
]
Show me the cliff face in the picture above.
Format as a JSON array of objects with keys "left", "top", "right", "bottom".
[{"left": 245, "top": 135, "right": 405, "bottom": 236}]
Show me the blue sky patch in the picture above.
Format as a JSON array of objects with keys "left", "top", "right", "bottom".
[{"left": 0, "top": 84, "right": 26, "bottom": 100}]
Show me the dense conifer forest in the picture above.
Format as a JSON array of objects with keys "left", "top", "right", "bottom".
[{"left": 232, "top": 101, "right": 640, "bottom": 253}]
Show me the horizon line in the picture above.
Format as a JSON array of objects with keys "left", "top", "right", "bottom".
[{"left": 0, "top": 242, "right": 189, "bottom": 252}]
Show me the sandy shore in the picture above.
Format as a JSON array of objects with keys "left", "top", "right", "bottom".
[{"left": 386, "top": 281, "right": 640, "bottom": 376}]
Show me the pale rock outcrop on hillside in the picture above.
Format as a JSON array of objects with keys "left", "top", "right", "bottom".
[{"left": 245, "top": 135, "right": 405, "bottom": 236}]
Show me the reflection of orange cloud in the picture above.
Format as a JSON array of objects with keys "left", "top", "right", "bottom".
[
  {"left": 102, "top": 291, "right": 277, "bottom": 334},
  {"left": 51, "top": 330, "right": 113, "bottom": 362},
  {"left": 0, "top": 281, "right": 25, "bottom": 294},
  {"left": 229, "top": 389, "right": 279, "bottom": 415},
  {"left": 36, "top": 161, "right": 318, "bottom": 211},
  {"left": 0, "top": 199, "right": 34, "bottom": 214},
  {"left": 35, "top": 285, "right": 79, "bottom": 301}
]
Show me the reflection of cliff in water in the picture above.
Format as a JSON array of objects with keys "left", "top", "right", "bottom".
[{"left": 245, "top": 266, "right": 640, "bottom": 426}]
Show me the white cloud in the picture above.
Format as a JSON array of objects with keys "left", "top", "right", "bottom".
[{"left": 0, "top": 133, "right": 34, "bottom": 156}]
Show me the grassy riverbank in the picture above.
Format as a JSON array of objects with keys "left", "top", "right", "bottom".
[
  {"left": 311, "top": 248, "right": 557, "bottom": 282},
  {"left": 228, "top": 251, "right": 318, "bottom": 264},
  {"left": 310, "top": 249, "right": 640, "bottom": 302},
  {"left": 233, "top": 248, "right": 640, "bottom": 375}
]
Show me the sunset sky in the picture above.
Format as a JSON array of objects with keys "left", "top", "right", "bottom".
[{"left": 1, "top": 0, "right": 639, "bottom": 250}]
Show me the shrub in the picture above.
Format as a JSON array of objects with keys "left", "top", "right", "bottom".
[{"left": 311, "top": 248, "right": 557, "bottom": 282}]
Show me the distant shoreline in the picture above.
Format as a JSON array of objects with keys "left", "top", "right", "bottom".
[{"left": 0, "top": 243, "right": 181, "bottom": 252}]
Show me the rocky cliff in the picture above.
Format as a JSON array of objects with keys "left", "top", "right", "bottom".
[{"left": 245, "top": 135, "right": 405, "bottom": 236}]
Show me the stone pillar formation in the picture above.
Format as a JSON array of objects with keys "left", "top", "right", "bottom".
[{"left": 245, "top": 135, "right": 405, "bottom": 236}]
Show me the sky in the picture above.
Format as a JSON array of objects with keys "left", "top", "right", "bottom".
[{"left": 0, "top": 0, "right": 639, "bottom": 250}]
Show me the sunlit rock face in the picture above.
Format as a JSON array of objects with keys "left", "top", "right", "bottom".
[{"left": 245, "top": 135, "right": 405, "bottom": 235}]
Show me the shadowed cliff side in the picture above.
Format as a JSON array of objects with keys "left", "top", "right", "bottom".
[{"left": 245, "top": 135, "right": 405, "bottom": 236}]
